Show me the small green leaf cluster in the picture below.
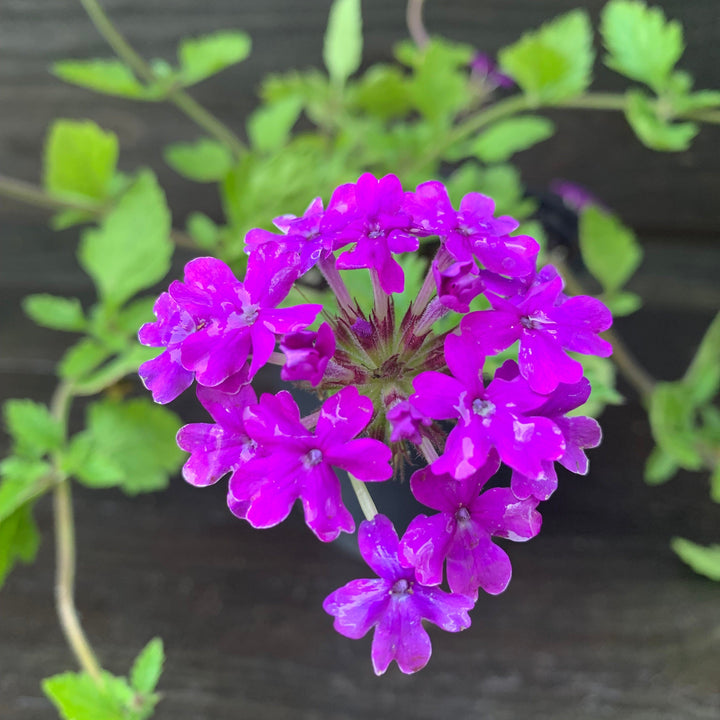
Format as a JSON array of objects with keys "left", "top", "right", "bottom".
[{"left": 43, "top": 638, "right": 164, "bottom": 720}]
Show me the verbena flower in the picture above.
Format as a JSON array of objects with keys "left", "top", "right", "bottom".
[
  {"left": 323, "top": 514, "right": 474, "bottom": 675},
  {"left": 280, "top": 322, "right": 336, "bottom": 386}
]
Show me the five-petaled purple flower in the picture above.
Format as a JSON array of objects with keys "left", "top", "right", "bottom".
[{"left": 323, "top": 514, "right": 474, "bottom": 675}]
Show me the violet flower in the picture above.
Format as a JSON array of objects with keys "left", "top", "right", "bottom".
[
  {"left": 229, "top": 386, "right": 393, "bottom": 542},
  {"left": 401, "top": 452, "right": 541, "bottom": 596},
  {"left": 387, "top": 399, "right": 433, "bottom": 444},
  {"left": 280, "top": 322, "right": 336, "bottom": 386},
  {"left": 432, "top": 259, "right": 485, "bottom": 313},
  {"left": 410, "top": 331, "right": 565, "bottom": 480},
  {"left": 462, "top": 271, "right": 613, "bottom": 394},
  {"left": 323, "top": 515, "right": 474, "bottom": 675},
  {"left": 469, "top": 52, "right": 515, "bottom": 89}
]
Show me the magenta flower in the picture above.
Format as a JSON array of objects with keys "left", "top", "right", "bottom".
[
  {"left": 323, "top": 514, "right": 474, "bottom": 675},
  {"left": 280, "top": 322, "right": 336, "bottom": 386},
  {"left": 462, "top": 271, "right": 613, "bottom": 394},
  {"left": 401, "top": 453, "right": 541, "bottom": 596},
  {"left": 321, "top": 173, "right": 419, "bottom": 294},
  {"left": 229, "top": 386, "right": 392, "bottom": 542},
  {"left": 432, "top": 259, "right": 485, "bottom": 313},
  {"left": 386, "top": 399, "right": 432, "bottom": 444},
  {"left": 176, "top": 383, "right": 258, "bottom": 487},
  {"left": 469, "top": 52, "right": 515, "bottom": 89},
  {"left": 410, "top": 331, "right": 565, "bottom": 480},
  {"left": 244, "top": 197, "right": 330, "bottom": 274},
  {"left": 550, "top": 180, "right": 603, "bottom": 213}
]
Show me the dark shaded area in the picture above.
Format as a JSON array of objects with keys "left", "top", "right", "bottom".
[{"left": 1, "top": 1, "right": 719, "bottom": 718}]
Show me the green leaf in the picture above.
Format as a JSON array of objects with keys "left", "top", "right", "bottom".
[
  {"left": 79, "top": 170, "right": 172, "bottom": 307},
  {"left": 0, "top": 504, "right": 40, "bottom": 588},
  {"left": 247, "top": 96, "right": 303, "bottom": 153},
  {"left": 349, "top": 65, "right": 411, "bottom": 119},
  {"left": 72, "top": 345, "right": 155, "bottom": 396},
  {"left": 323, "top": 0, "right": 363, "bottom": 86},
  {"left": 625, "top": 89, "right": 698, "bottom": 151},
  {"left": 648, "top": 382, "right": 703, "bottom": 469},
  {"left": 164, "top": 138, "right": 234, "bottom": 182},
  {"left": 44, "top": 119, "right": 118, "bottom": 202},
  {"left": 471, "top": 116, "right": 555, "bottom": 163},
  {"left": 569, "top": 354, "right": 624, "bottom": 418},
  {"left": 671, "top": 538, "right": 720, "bottom": 581},
  {"left": 601, "top": 0, "right": 684, "bottom": 93},
  {"left": 644, "top": 445, "right": 679, "bottom": 485},
  {"left": 58, "top": 338, "right": 111, "bottom": 381},
  {"left": 4, "top": 399, "right": 63, "bottom": 457},
  {"left": 131, "top": 638, "right": 165, "bottom": 695},
  {"left": 0, "top": 457, "right": 52, "bottom": 523},
  {"left": 682, "top": 312, "right": 720, "bottom": 406},
  {"left": 710, "top": 463, "right": 720, "bottom": 504},
  {"left": 498, "top": 10, "right": 594, "bottom": 104},
  {"left": 115, "top": 297, "right": 158, "bottom": 335},
  {"left": 22, "top": 294, "right": 86, "bottom": 332},
  {"left": 77, "top": 398, "right": 183, "bottom": 495},
  {"left": 43, "top": 671, "right": 138, "bottom": 720},
  {"left": 61, "top": 433, "right": 125, "bottom": 489},
  {"left": 604, "top": 290, "right": 642, "bottom": 316},
  {"left": 52, "top": 59, "right": 163, "bottom": 100},
  {"left": 187, "top": 212, "right": 220, "bottom": 250},
  {"left": 579, "top": 206, "right": 643, "bottom": 294},
  {"left": 178, "top": 31, "right": 251, "bottom": 86}
]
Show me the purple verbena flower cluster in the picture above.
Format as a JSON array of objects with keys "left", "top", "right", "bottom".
[{"left": 139, "top": 172, "right": 612, "bottom": 675}]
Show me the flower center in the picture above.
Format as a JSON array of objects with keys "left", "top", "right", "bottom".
[
  {"left": 520, "top": 312, "right": 550, "bottom": 331},
  {"left": 242, "top": 304, "right": 259, "bottom": 324},
  {"left": 472, "top": 398, "right": 495, "bottom": 417},
  {"left": 367, "top": 221, "right": 384, "bottom": 239},
  {"left": 390, "top": 578, "right": 412, "bottom": 595},
  {"left": 455, "top": 506, "right": 471, "bottom": 522},
  {"left": 303, "top": 448, "right": 323, "bottom": 468}
]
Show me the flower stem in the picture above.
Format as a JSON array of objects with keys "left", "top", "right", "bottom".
[
  {"left": 0, "top": 174, "right": 105, "bottom": 215},
  {"left": 319, "top": 257, "right": 355, "bottom": 316},
  {"left": 50, "top": 382, "right": 104, "bottom": 683},
  {"left": 349, "top": 475, "right": 378, "bottom": 521},
  {"left": 406, "top": 0, "right": 429, "bottom": 49},
  {"left": 78, "top": 0, "right": 246, "bottom": 159}
]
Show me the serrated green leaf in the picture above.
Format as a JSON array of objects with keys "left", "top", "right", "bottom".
[
  {"left": 649, "top": 382, "right": 703, "bottom": 469},
  {"left": 247, "top": 96, "right": 303, "bottom": 153},
  {"left": 58, "top": 338, "right": 111, "bottom": 381},
  {"left": 0, "top": 457, "right": 52, "bottom": 522},
  {"left": 471, "top": 116, "right": 555, "bottom": 163},
  {"left": 164, "top": 138, "right": 234, "bottom": 182},
  {"left": 79, "top": 398, "right": 182, "bottom": 495},
  {"left": 671, "top": 538, "right": 720, "bottom": 581},
  {"left": 79, "top": 171, "right": 172, "bottom": 307},
  {"left": 63, "top": 433, "right": 125, "bottom": 489},
  {"left": 323, "top": 0, "right": 363, "bottom": 86},
  {"left": 625, "top": 89, "right": 698, "bottom": 151},
  {"left": 579, "top": 206, "right": 643, "bottom": 294},
  {"left": 178, "top": 31, "right": 251, "bottom": 86},
  {"left": 44, "top": 119, "right": 118, "bottom": 202},
  {"left": 3, "top": 399, "right": 63, "bottom": 457},
  {"left": 349, "top": 64, "right": 411, "bottom": 119},
  {"left": 22, "top": 294, "right": 86, "bottom": 332},
  {"left": 498, "top": 9, "right": 594, "bottom": 104},
  {"left": 186, "top": 212, "right": 220, "bottom": 250},
  {"left": 0, "top": 504, "right": 40, "bottom": 588},
  {"left": 43, "top": 671, "right": 136, "bottom": 720},
  {"left": 682, "top": 312, "right": 720, "bottom": 406},
  {"left": 52, "top": 59, "right": 163, "bottom": 100},
  {"left": 131, "top": 638, "right": 164, "bottom": 695},
  {"left": 644, "top": 445, "right": 679, "bottom": 485},
  {"left": 601, "top": 0, "right": 684, "bottom": 93},
  {"left": 604, "top": 290, "right": 643, "bottom": 316},
  {"left": 72, "top": 344, "right": 155, "bottom": 396}
]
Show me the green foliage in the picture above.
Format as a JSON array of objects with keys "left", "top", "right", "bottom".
[
  {"left": 43, "top": 666, "right": 159, "bottom": 720},
  {"left": 164, "top": 138, "right": 234, "bottom": 182},
  {"left": 601, "top": 0, "right": 684, "bottom": 93},
  {"left": 79, "top": 171, "right": 172, "bottom": 307},
  {"left": 4, "top": 399, "right": 63, "bottom": 458},
  {"left": 644, "top": 445, "right": 679, "bottom": 485},
  {"left": 348, "top": 65, "right": 412, "bottom": 120},
  {"left": 130, "top": 638, "right": 165, "bottom": 696},
  {"left": 44, "top": 120, "right": 119, "bottom": 202},
  {"left": 177, "top": 31, "right": 251, "bottom": 86},
  {"left": 52, "top": 59, "right": 164, "bottom": 100},
  {"left": 186, "top": 212, "right": 220, "bottom": 249},
  {"left": 671, "top": 538, "right": 720, "bottom": 581},
  {"left": 471, "top": 116, "right": 555, "bottom": 163},
  {"left": 247, "top": 96, "right": 304, "bottom": 153},
  {"left": 0, "top": 504, "right": 40, "bottom": 589},
  {"left": 323, "top": 0, "right": 363, "bottom": 87},
  {"left": 569, "top": 354, "right": 624, "bottom": 419},
  {"left": 578, "top": 206, "right": 643, "bottom": 308},
  {"left": 23, "top": 295, "right": 87, "bottom": 332},
  {"left": 58, "top": 338, "right": 112, "bottom": 382},
  {"left": 498, "top": 10, "right": 594, "bottom": 104},
  {"left": 70, "top": 398, "right": 182, "bottom": 495},
  {"left": 682, "top": 312, "right": 720, "bottom": 407},
  {"left": 0, "top": 457, "right": 51, "bottom": 523},
  {"left": 625, "top": 90, "right": 698, "bottom": 151}
]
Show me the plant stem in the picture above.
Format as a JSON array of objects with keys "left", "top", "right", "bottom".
[
  {"left": 78, "top": 0, "right": 246, "bottom": 159},
  {"left": 406, "top": 0, "right": 429, "bottom": 49},
  {"left": 50, "top": 383, "right": 104, "bottom": 683},
  {"left": 349, "top": 475, "right": 378, "bottom": 521},
  {"left": 0, "top": 174, "right": 105, "bottom": 215}
]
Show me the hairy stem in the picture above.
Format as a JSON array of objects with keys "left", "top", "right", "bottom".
[
  {"left": 349, "top": 475, "right": 378, "bottom": 521},
  {"left": 50, "top": 383, "right": 104, "bottom": 683},
  {"left": 79, "top": 0, "right": 246, "bottom": 158}
]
